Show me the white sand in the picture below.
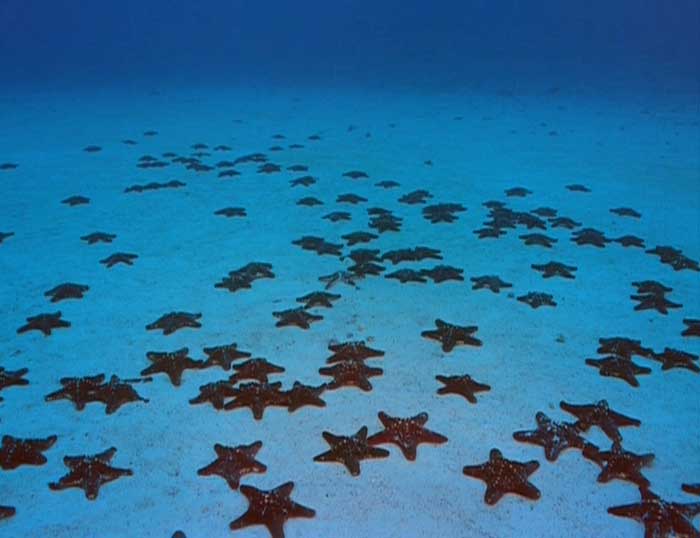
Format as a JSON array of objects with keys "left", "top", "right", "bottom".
[{"left": 0, "top": 83, "right": 698, "bottom": 537}]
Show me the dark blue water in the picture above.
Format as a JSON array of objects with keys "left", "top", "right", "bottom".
[{"left": 1, "top": 0, "right": 698, "bottom": 89}]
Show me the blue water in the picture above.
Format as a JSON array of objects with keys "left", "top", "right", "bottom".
[{"left": 0, "top": 2, "right": 699, "bottom": 538}]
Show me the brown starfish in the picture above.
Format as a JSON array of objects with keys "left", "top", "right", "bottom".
[
  {"left": 283, "top": 382, "right": 326, "bottom": 412},
  {"left": 146, "top": 312, "right": 202, "bottom": 335},
  {"left": 141, "top": 348, "right": 205, "bottom": 386},
  {"left": 559, "top": 400, "right": 641, "bottom": 444},
  {"left": 505, "top": 187, "right": 532, "bottom": 197},
  {"left": 100, "top": 252, "right": 138, "bottom": 267},
  {"left": 519, "top": 233, "right": 557, "bottom": 248},
  {"left": 607, "top": 489, "right": 700, "bottom": 538},
  {"left": 585, "top": 355, "right": 652, "bottom": 386},
  {"left": 49, "top": 447, "right": 132, "bottom": 500},
  {"left": 610, "top": 207, "right": 641, "bottom": 218},
  {"left": 462, "top": 448, "right": 541, "bottom": 505},
  {"left": 313, "top": 426, "right": 389, "bottom": 476},
  {"left": 517, "top": 292, "right": 557, "bottom": 309},
  {"left": 615, "top": 235, "right": 645, "bottom": 248},
  {"left": 337, "top": 193, "right": 367, "bottom": 204},
  {"left": 341, "top": 231, "right": 378, "bottom": 246},
  {"left": 215, "top": 207, "right": 246, "bottom": 218},
  {"left": 582, "top": 442, "right": 654, "bottom": 488},
  {"left": 597, "top": 337, "right": 654, "bottom": 360},
  {"left": 0, "top": 435, "right": 57, "bottom": 470},
  {"left": 470, "top": 275, "right": 512, "bottom": 293},
  {"left": 435, "top": 374, "right": 491, "bottom": 404},
  {"left": 273, "top": 308, "right": 323, "bottom": 329},
  {"left": 61, "top": 195, "right": 90, "bottom": 206},
  {"left": 421, "top": 265, "right": 465, "bottom": 283},
  {"left": 44, "top": 283, "right": 89, "bottom": 302},
  {"left": 682, "top": 319, "right": 700, "bottom": 337},
  {"left": 197, "top": 441, "right": 267, "bottom": 490},
  {"left": 229, "top": 482, "right": 315, "bottom": 537},
  {"left": 0, "top": 367, "right": 29, "bottom": 401},
  {"left": 531, "top": 261, "right": 577, "bottom": 279},
  {"left": 80, "top": 232, "right": 116, "bottom": 244},
  {"left": 45, "top": 374, "right": 106, "bottom": 410},
  {"left": 230, "top": 358, "right": 285, "bottom": 383},
  {"left": 421, "top": 319, "right": 482, "bottom": 352},
  {"left": 572, "top": 228, "right": 610, "bottom": 247},
  {"left": 0, "top": 231, "right": 14, "bottom": 244},
  {"left": 319, "top": 360, "right": 383, "bottom": 391},
  {"left": 17, "top": 312, "right": 71, "bottom": 336},
  {"left": 326, "top": 340, "right": 385, "bottom": 363},
  {"left": 296, "top": 291, "right": 341, "bottom": 308},
  {"left": 94, "top": 375, "right": 149, "bottom": 414},
  {"left": 513, "top": 412, "right": 586, "bottom": 462},
  {"left": 202, "top": 342, "right": 252, "bottom": 370},
  {"left": 0, "top": 506, "right": 15, "bottom": 520},
  {"left": 652, "top": 347, "right": 700, "bottom": 373},
  {"left": 223, "top": 381, "right": 287, "bottom": 420},
  {"left": 385, "top": 269, "right": 428, "bottom": 284},
  {"left": 367, "top": 411, "right": 448, "bottom": 461}
]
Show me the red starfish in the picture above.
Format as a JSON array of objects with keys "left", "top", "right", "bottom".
[
  {"left": 223, "top": 382, "right": 287, "bottom": 420},
  {"left": 368, "top": 411, "right": 448, "bottom": 461},
  {"left": 608, "top": 488, "right": 700, "bottom": 537},
  {"left": 682, "top": 319, "right": 700, "bottom": 337},
  {"left": 326, "top": 340, "right": 385, "bottom": 363},
  {"left": 318, "top": 360, "right": 383, "bottom": 391},
  {"left": 94, "top": 375, "right": 149, "bottom": 414},
  {"left": 44, "top": 374, "right": 106, "bottom": 410},
  {"left": 435, "top": 374, "right": 491, "bottom": 404},
  {"left": 0, "top": 506, "right": 15, "bottom": 520},
  {"left": 0, "top": 434, "right": 57, "bottom": 470},
  {"left": 272, "top": 307, "right": 323, "bottom": 329},
  {"left": 230, "top": 358, "right": 285, "bottom": 383},
  {"left": 190, "top": 381, "right": 237, "bottom": 410},
  {"left": 202, "top": 342, "right": 252, "bottom": 370},
  {"left": 585, "top": 355, "right": 652, "bottom": 386},
  {"left": 462, "top": 448, "right": 541, "bottom": 505},
  {"left": 283, "top": 382, "right": 326, "bottom": 412},
  {"left": 512, "top": 412, "right": 587, "bottom": 461},
  {"left": 229, "top": 481, "right": 315, "bottom": 538},
  {"left": 17, "top": 312, "right": 71, "bottom": 336},
  {"left": 145, "top": 312, "right": 202, "bottom": 335},
  {"left": 582, "top": 442, "right": 654, "bottom": 488},
  {"left": 421, "top": 319, "right": 482, "bottom": 352},
  {"left": 559, "top": 400, "right": 641, "bottom": 444},
  {"left": 49, "top": 447, "right": 133, "bottom": 500},
  {"left": 313, "top": 426, "right": 389, "bottom": 476},
  {"left": 141, "top": 348, "right": 204, "bottom": 386},
  {"left": 197, "top": 441, "right": 267, "bottom": 490},
  {"left": 652, "top": 347, "right": 700, "bottom": 373},
  {"left": 0, "top": 367, "right": 29, "bottom": 401}
]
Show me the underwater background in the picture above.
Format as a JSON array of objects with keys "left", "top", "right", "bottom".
[{"left": 0, "top": 1, "right": 699, "bottom": 537}]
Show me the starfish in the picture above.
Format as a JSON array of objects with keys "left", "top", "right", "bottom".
[
  {"left": 296, "top": 291, "right": 340, "bottom": 309},
  {"left": 343, "top": 170, "right": 369, "bottom": 179},
  {"left": 100, "top": 252, "right": 138, "bottom": 267},
  {"left": 399, "top": 190, "right": 433, "bottom": 205},
  {"left": 44, "top": 283, "right": 89, "bottom": 302},
  {"left": 519, "top": 233, "right": 557, "bottom": 248},
  {"left": 435, "top": 374, "right": 491, "bottom": 404},
  {"left": 421, "top": 265, "right": 465, "bottom": 283},
  {"left": 512, "top": 412, "right": 587, "bottom": 461},
  {"left": 683, "top": 319, "right": 700, "bottom": 337},
  {"left": 652, "top": 347, "right": 700, "bottom": 373},
  {"left": 230, "top": 358, "right": 285, "bottom": 383},
  {"left": 631, "top": 292, "right": 682, "bottom": 315},
  {"left": 582, "top": 442, "right": 654, "bottom": 488},
  {"left": 93, "top": 375, "right": 149, "bottom": 414},
  {"left": 505, "top": 187, "right": 532, "bottom": 197},
  {"left": 474, "top": 227, "right": 507, "bottom": 239},
  {"left": 349, "top": 261, "right": 384, "bottom": 277},
  {"left": 290, "top": 175, "right": 316, "bottom": 187},
  {"left": 531, "top": 261, "right": 577, "bottom": 279},
  {"left": 229, "top": 481, "right": 315, "bottom": 537},
  {"left": 326, "top": 340, "right": 385, "bottom": 363},
  {"left": 283, "top": 382, "right": 326, "bottom": 412},
  {"left": 337, "top": 193, "right": 367, "bottom": 204},
  {"left": 559, "top": 400, "right": 641, "bottom": 444},
  {"left": 422, "top": 203, "right": 467, "bottom": 224},
  {"left": 202, "top": 342, "right": 252, "bottom": 370},
  {"left": 0, "top": 434, "right": 57, "bottom": 470},
  {"left": 367, "top": 411, "right": 447, "bottom": 461},
  {"left": 470, "top": 275, "right": 512, "bottom": 293},
  {"left": 45, "top": 374, "right": 106, "bottom": 410},
  {"left": 197, "top": 441, "right": 267, "bottom": 490},
  {"left": 517, "top": 292, "right": 557, "bottom": 309},
  {"left": 319, "top": 360, "right": 383, "bottom": 391},
  {"left": 597, "top": 337, "right": 655, "bottom": 360},
  {"left": 385, "top": 269, "right": 428, "bottom": 283},
  {"left": 572, "top": 228, "right": 610, "bottom": 247},
  {"left": 62, "top": 195, "right": 90, "bottom": 206},
  {"left": 0, "top": 506, "right": 14, "bottom": 520},
  {"left": 141, "top": 348, "right": 205, "bottom": 386},
  {"left": 17, "top": 311, "right": 71, "bottom": 336},
  {"left": 566, "top": 184, "right": 591, "bottom": 192},
  {"left": 215, "top": 207, "right": 246, "bottom": 218},
  {"left": 313, "top": 426, "right": 389, "bottom": 476},
  {"left": 297, "top": 197, "right": 323, "bottom": 207},
  {"left": 531, "top": 207, "right": 557, "bottom": 218},
  {"left": 421, "top": 319, "right": 482, "bottom": 352},
  {"left": 376, "top": 180, "right": 400, "bottom": 188},
  {"left": 607, "top": 488, "right": 700, "bottom": 538},
  {"left": 323, "top": 211, "right": 351, "bottom": 222},
  {"left": 273, "top": 308, "right": 323, "bottom": 329},
  {"left": 585, "top": 355, "right": 652, "bottom": 387},
  {"left": 80, "top": 232, "right": 116, "bottom": 244},
  {"left": 462, "top": 448, "right": 541, "bottom": 505},
  {"left": 683, "top": 484, "right": 700, "bottom": 496},
  {"left": 146, "top": 312, "right": 202, "bottom": 335},
  {"left": 223, "top": 381, "right": 287, "bottom": 420},
  {"left": 0, "top": 231, "right": 14, "bottom": 244},
  {"left": 292, "top": 236, "right": 342, "bottom": 256},
  {"left": 189, "top": 381, "right": 238, "bottom": 409},
  {"left": 341, "top": 231, "right": 378, "bottom": 246},
  {"left": 49, "top": 447, "right": 132, "bottom": 500},
  {"left": 549, "top": 216, "right": 581, "bottom": 229},
  {"left": 615, "top": 235, "right": 645, "bottom": 248},
  {"left": 0, "top": 367, "right": 29, "bottom": 401},
  {"left": 610, "top": 207, "right": 641, "bottom": 218}
]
